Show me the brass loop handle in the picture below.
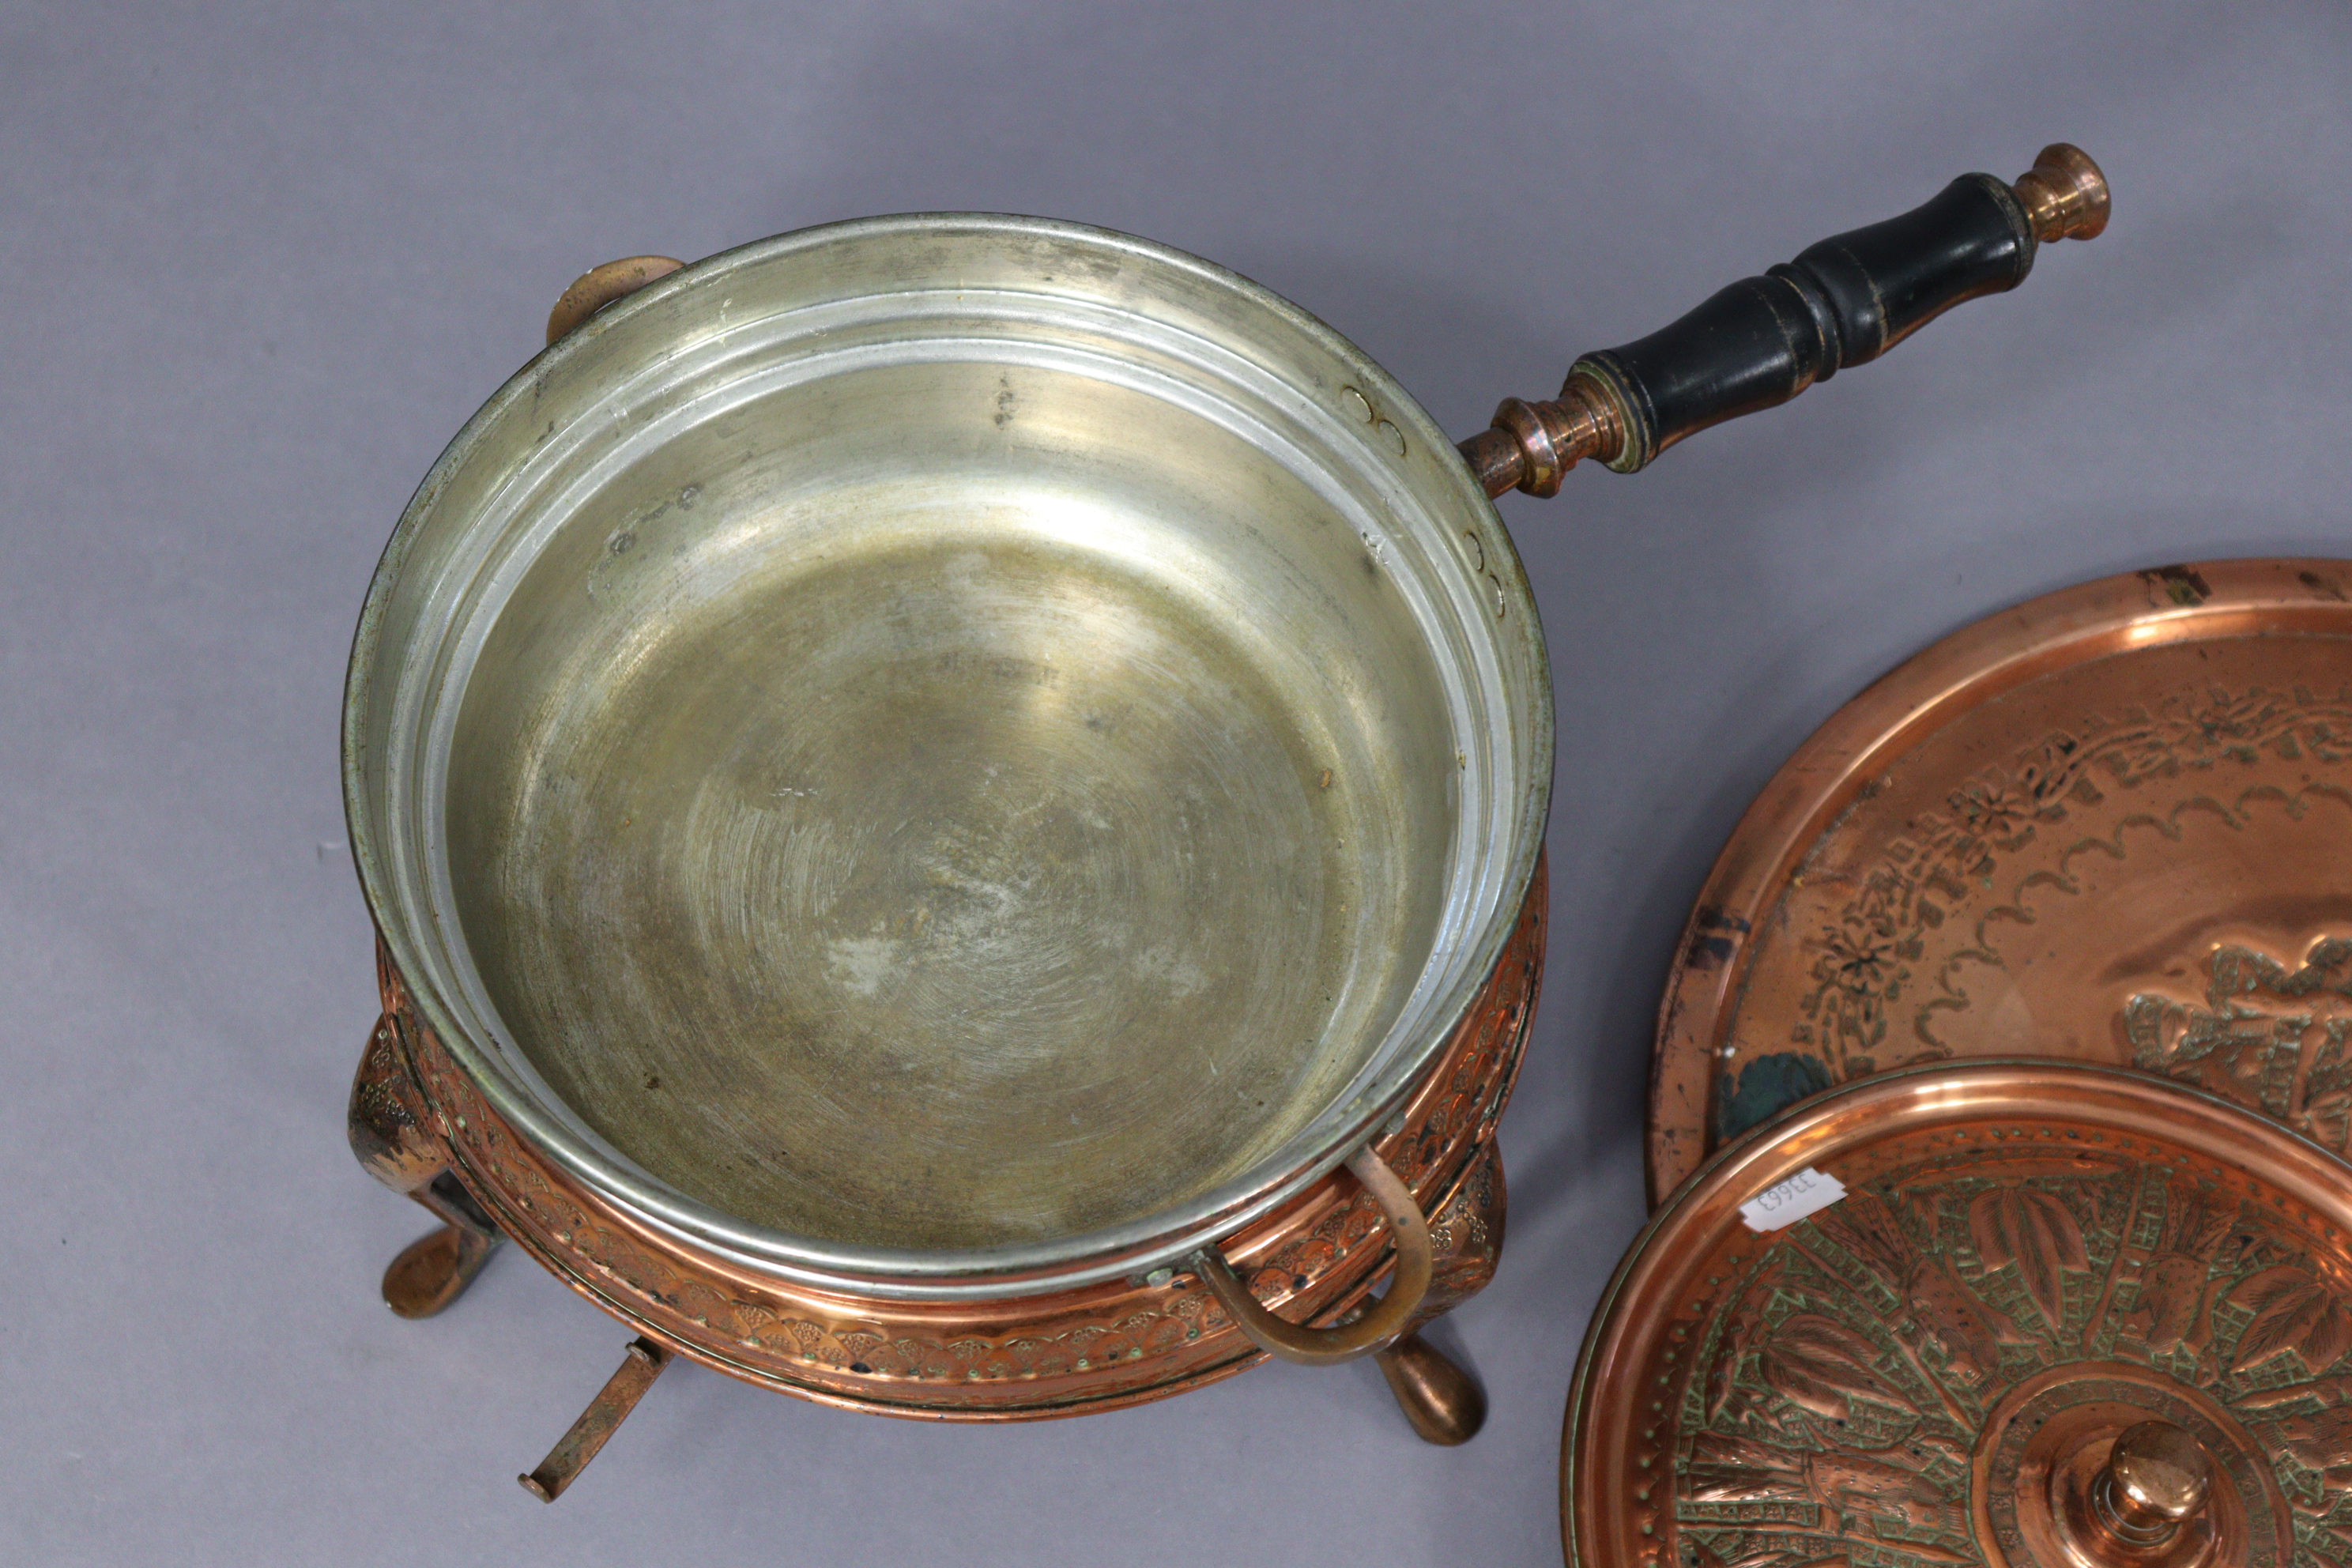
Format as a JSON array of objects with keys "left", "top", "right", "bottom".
[
  {"left": 1192, "top": 1147, "right": 1432, "bottom": 1366},
  {"left": 545, "top": 254, "right": 684, "bottom": 346}
]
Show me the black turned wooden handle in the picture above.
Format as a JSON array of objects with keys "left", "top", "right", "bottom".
[
  {"left": 1581, "top": 173, "right": 2037, "bottom": 469},
  {"left": 1461, "top": 144, "right": 2108, "bottom": 497}
]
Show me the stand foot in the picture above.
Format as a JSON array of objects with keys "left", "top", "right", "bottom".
[
  {"left": 1375, "top": 1331, "right": 1487, "bottom": 1446},
  {"left": 383, "top": 1210, "right": 501, "bottom": 1319}
]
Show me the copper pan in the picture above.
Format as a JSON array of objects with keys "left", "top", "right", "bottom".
[{"left": 343, "top": 148, "right": 2109, "bottom": 1491}]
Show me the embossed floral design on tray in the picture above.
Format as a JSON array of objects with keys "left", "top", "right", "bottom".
[
  {"left": 1710, "top": 681, "right": 2352, "bottom": 1154},
  {"left": 1650, "top": 564, "right": 2352, "bottom": 1207},
  {"left": 1674, "top": 1141, "right": 2352, "bottom": 1568},
  {"left": 1791, "top": 686, "right": 2352, "bottom": 1078}
]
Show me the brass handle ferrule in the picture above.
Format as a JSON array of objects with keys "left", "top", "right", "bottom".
[{"left": 1460, "top": 373, "right": 1628, "bottom": 499}]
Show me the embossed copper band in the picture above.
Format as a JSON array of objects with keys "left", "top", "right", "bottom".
[{"left": 363, "top": 855, "right": 1543, "bottom": 1423}]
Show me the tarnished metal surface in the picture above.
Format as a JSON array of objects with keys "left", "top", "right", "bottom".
[
  {"left": 449, "top": 515, "right": 1442, "bottom": 1253},
  {"left": 348, "top": 1011, "right": 504, "bottom": 1316},
  {"left": 518, "top": 1336, "right": 671, "bottom": 1503},
  {"left": 1193, "top": 1145, "right": 1433, "bottom": 1365},
  {"left": 543, "top": 255, "right": 683, "bottom": 345},
  {"left": 345, "top": 215, "right": 1551, "bottom": 1296},
  {"left": 1376, "top": 1326, "right": 1489, "bottom": 1447}
]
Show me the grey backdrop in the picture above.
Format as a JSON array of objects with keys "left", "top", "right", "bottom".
[{"left": 4, "top": 2, "right": 2347, "bottom": 1562}]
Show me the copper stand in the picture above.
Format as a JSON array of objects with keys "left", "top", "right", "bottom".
[{"left": 349, "top": 861, "right": 1544, "bottom": 1493}]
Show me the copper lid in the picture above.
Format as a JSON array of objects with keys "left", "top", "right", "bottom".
[
  {"left": 1651, "top": 559, "right": 2352, "bottom": 1204},
  {"left": 1567, "top": 1060, "right": 2352, "bottom": 1568}
]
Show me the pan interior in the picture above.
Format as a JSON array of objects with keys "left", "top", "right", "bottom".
[{"left": 442, "top": 353, "right": 1460, "bottom": 1250}]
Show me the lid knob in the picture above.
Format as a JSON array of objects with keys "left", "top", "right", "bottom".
[
  {"left": 2096, "top": 1421, "right": 2213, "bottom": 1541},
  {"left": 2081, "top": 1420, "right": 2214, "bottom": 1555}
]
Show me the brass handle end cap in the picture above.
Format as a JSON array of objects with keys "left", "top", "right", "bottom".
[{"left": 2015, "top": 143, "right": 2110, "bottom": 243}]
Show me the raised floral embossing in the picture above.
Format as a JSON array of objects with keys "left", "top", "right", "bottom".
[
  {"left": 1966, "top": 1188, "right": 2086, "bottom": 1338},
  {"left": 2226, "top": 1266, "right": 2352, "bottom": 1379},
  {"left": 1740, "top": 685, "right": 2352, "bottom": 1137},
  {"left": 1674, "top": 1159, "right": 2352, "bottom": 1568},
  {"left": 1757, "top": 1314, "right": 1911, "bottom": 1423}
]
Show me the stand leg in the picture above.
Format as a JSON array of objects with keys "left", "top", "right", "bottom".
[
  {"left": 350, "top": 1015, "right": 504, "bottom": 1317},
  {"left": 519, "top": 1337, "right": 672, "bottom": 1502},
  {"left": 1375, "top": 1140, "right": 1506, "bottom": 1445}
]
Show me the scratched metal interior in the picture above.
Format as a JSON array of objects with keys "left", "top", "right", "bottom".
[
  {"left": 446, "top": 368, "right": 1459, "bottom": 1250},
  {"left": 352, "top": 217, "right": 1549, "bottom": 1279}
]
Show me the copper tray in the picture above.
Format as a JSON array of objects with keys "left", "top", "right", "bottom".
[
  {"left": 1650, "top": 559, "right": 2352, "bottom": 1204},
  {"left": 1568, "top": 1058, "right": 2352, "bottom": 1568}
]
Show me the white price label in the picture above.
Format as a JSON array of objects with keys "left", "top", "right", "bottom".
[{"left": 1739, "top": 1167, "right": 1848, "bottom": 1232}]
